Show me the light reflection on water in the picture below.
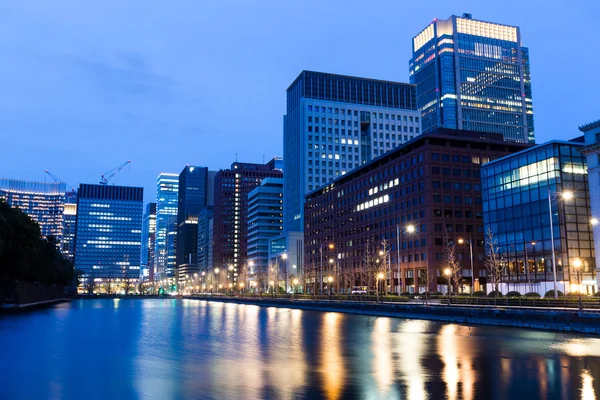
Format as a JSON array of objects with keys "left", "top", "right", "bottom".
[{"left": 0, "top": 299, "right": 598, "bottom": 400}]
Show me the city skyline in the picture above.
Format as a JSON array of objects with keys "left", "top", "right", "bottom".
[{"left": 1, "top": 1, "right": 598, "bottom": 203}]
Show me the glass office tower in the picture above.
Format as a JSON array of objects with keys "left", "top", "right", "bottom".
[
  {"left": 141, "top": 203, "right": 156, "bottom": 282},
  {"left": 410, "top": 13, "right": 534, "bottom": 143},
  {"left": 74, "top": 184, "right": 144, "bottom": 283},
  {"left": 155, "top": 173, "right": 178, "bottom": 280},
  {"left": 0, "top": 179, "right": 66, "bottom": 242},
  {"left": 482, "top": 141, "right": 596, "bottom": 295}
]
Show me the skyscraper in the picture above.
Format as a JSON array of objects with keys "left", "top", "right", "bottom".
[
  {"left": 197, "top": 207, "right": 214, "bottom": 272},
  {"left": 247, "top": 177, "right": 284, "bottom": 275},
  {"left": 283, "top": 70, "right": 420, "bottom": 234},
  {"left": 176, "top": 166, "right": 215, "bottom": 269},
  {"left": 0, "top": 179, "right": 66, "bottom": 242},
  {"left": 410, "top": 13, "right": 534, "bottom": 143},
  {"left": 61, "top": 191, "right": 78, "bottom": 263},
  {"left": 141, "top": 203, "right": 157, "bottom": 282},
  {"left": 155, "top": 173, "right": 178, "bottom": 280},
  {"left": 74, "top": 184, "right": 143, "bottom": 283},
  {"left": 212, "top": 159, "right": 283, "bottom": 282}
]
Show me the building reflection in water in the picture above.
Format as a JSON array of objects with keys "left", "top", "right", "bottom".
[
  {"left": 436, "top": 324, "right": 477, "bottom": 400},
  {"left": 396, "top": 320, "right": 429, "bottom": 400},
  {"left": 319, "top": 312, "right": 346, "bottom": 400}
]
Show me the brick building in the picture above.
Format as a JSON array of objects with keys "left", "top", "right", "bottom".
[{"left": 304, "top": 129, "right": 529, "bottom": 294}]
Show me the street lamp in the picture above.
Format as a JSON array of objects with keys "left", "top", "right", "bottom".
[
  {"left": 239, "top": 282, "right": 245, "bottom": 297},
  {"left": 293, "top": 278, "right": 299, "bottom": 299},
  {"left": 327, "top": 276, "right": 334, "bottom": 300},
  {"left": 269, "top": 280, "right": 275, "bottom": 299},
  {"left": 396, "top": 224, "right": 416, "bottom": 295},
  {"left": 444, "top": 268, "right": 451, "bottom": 296},
  {"left": 376, "top": 272, "right": 384, "bottom": 303},
  {"left": 281, "top": 253, "right": 288, "bottom": 295},
  {"left": 573, "top": 258, "right": 583, "bottom": 311},
  {"left": 591, "top": 218, "right": 599, "bottom": 226},
  {"left": 458, "top": 238, "right": 475, "bottom": 294},
  {"left": 548, "top": 190, "right": 573, "bottom": 299}
]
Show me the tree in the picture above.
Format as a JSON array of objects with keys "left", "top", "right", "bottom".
[
  {"left": 485, "top": 228, "right": 503, "bottom": 296},
  {"left": 442, "top": 230, "right": 462, "bottom": 294},
  {"left": 379, "top": 239, "right": 391, "bottom": 294}
]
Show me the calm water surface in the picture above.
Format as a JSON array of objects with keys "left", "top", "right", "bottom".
[{"left": 0, "top": 299, "right": 599, "bottom": 400}]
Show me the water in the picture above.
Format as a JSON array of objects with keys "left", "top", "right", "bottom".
[{"left": 0, "top": 299, "right": 599, "bottom": 400}]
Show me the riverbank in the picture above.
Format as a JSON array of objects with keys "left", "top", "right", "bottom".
[
  {"left": 1, "top": 281, "right": 69, "bottom": 312},
  {"left": 186, "top": 295, "right": 600, "bottom": 335}
]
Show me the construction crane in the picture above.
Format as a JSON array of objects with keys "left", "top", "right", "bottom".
[
  {"left": 100, "top": 160, "right": 131, "bottom": 185},
  {"left": 44, "top": 170, "right": 76, "bottom": 192}
]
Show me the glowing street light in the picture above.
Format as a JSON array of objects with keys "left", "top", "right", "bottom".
[
  {"left": 548, "top": 190, "right": 574, "bottom": 298},
  {"left": 327, "top": 276, "right": 334, "bottom": 300},
  {"left": 376, "top": 272, "right": 385, "bottom": 303},
  {"left": 444, "top": 268, "right": 451, "bottom": 296},
  {"left": 573, "top": 258, "right": 583, "bottom": 311},
  {"left": 269, "top": 280, "right": 275, "bottom": 299},
  {"left": 591, "top": 217, "right": 599, "bottom": 226}
]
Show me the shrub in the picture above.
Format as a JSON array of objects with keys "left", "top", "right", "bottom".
[
  {"left": 487, "top": 290, "right": 503, "bottom": 298},
  {"left": 524, "top": 292, "right": 541, "bottom": 298},
  {"left": 594, "top": 292, "right": 600, "bottom": 297},
  {"left": 544, "top": 290, "right": 564, "bottom": 298},
  {"left": 506, "top": 291, "right": 522, "bottom": 297},
  {"left": 473, "top": 291, "right": 486, "bottom": 297},
  {"left": 431, "top": 291, "right": 443, "bottom": 296},
  {"left": 400, "top": 292, "right": 412, "bottom": 296}
]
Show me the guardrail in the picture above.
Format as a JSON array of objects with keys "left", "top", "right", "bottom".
[{"left": 438, "top": 296, "right": 600, "bottom": 310}]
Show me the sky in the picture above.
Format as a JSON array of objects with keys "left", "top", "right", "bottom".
[{"left": 1, "top": 0, "right": 598, "bottom": 203}]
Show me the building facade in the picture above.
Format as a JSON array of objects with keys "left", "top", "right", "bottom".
[
  {"left": 304, "top": 129, "right": 529, "bottom": 294},
  {"left": 247, "top": 177, "right": 284, "bottom": 275},
  {"left": 482, "top": 140, "right": 596, "bottom": 295},
  {"left": 579, "top": 120, "right": 600, "bottom": 287},
  {"left": 212, "top": 159, "right": 283, "bottom": 283},
  {"left": 0, "top": 179, "right": 66, "bottom": 243},
  {"left": 141, "top": 203, "right": 157, "bottom": 282},
  {"left": 284, "top": 70, "right": 420, "bottom": 235},
  {"left": 197, "top": 207, "right": 214, "bottom": 272},
  {"left": 155, "top": 173, "right": 178, "bottom": 280},
  {"left": 61, "top": 190, "right": 78, "bottom": 262},
  {"left": 74, "top": 184, "right": 143, "bottom": 283},
  {"left": 176, "top": 166, "right": 215, "bottom": 270},
  {"left": 410, "top": 13, "right": 534, "bottom": 143}
]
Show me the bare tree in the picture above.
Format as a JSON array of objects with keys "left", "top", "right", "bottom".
[
  {"left": 442, "top": 230, "right": 462, "bottom": 294},
  {"left": 484, "top": 228, "right": 503, "bottom": 296},
  {"left": 380, "top": 239, "right": 391, "bottom": 294},
  {"left": 122, "top": 279, "right": 131, "bottom": 295}
]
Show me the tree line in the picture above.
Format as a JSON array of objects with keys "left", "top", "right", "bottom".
[{"left": 0, "top": 199, "right": 74, "bottom": 286}]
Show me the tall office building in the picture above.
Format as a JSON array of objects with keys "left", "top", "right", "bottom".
[
  {"left": 74, "top": 184, "right": 143, "bottom": 283},
  {"left": 247, "top": 177, "right": 284, "bottom": 274},
  {"left": 482, "top": 140, "right": 596, "bottom": 295},
  {"left": 176, "top": 166, "right": 216, "bottom": 268},
  {"left": 61, "top": 191, "right": 78, "bottom": 263},
  {"left": 141, "top": 203, "right": 157, "bottom": 282},
  {"left": 579, "top": 119, "right": 600, "bottom": 287},
  {"left": 410, "top": 13, "right": 534, "bottom": 143},
  {"left": 155, "top": 173, "right": 178, "bottom": 280},
  {"left": 197, "top": 207, "right": 214, "bottom": 272},
  {"left": 212, "top": 159, "right": 283, "bottom": 282},
  {"left": 283, "top": 71, "right": 420, "bottom": 274},
  {"left": 0, "top": 179, "right": 66, "bottom": 242},
  {"left": 284, "top": 70, "right": 420, "bottom": 234}
]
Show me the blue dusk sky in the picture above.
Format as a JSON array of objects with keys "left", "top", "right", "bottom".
[{"left": 1, "top": 0, "right": 598, "bottom": 203}]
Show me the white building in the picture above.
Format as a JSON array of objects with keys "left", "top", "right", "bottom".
[{"left": 579, "top": 119, "right": 600, "bottom": 288}]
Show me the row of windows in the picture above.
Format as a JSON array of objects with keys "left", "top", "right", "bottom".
[
  {"left": 432, "top": 181, "right": 481, "bottom": 191},
  {"left": 432, "top": 167, "right": 482, "bottom": 178},
  {"left": 433, "top": 195, "right": 482, "bottom": 205},
  {"left": 307, "top": 107, "right": 420, "bottom": 123},
  {"left": 431, "top": 153, "right": 490, "bottom": 164}
]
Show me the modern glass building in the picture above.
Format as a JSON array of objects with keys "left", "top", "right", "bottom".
[
  {"left": 196, "top": 206, "right": 214, "bottom": 272},
  {"left": 247, "top": 177, "right": 284, "bottom": 275},
  {"left": 61, "top": 191, "right": 78, "bottom": 263},
  {"left": 155, "top": 173, "right": 178, "bottom": 280},
  {"left": 0, "top": 179, "right": 66, "bottom": 242},
  {"left": 141, "top": 203, "right": 156, "bottom": 282},
  {"left": 410, "top": 13, "right": 534, "bottom": 143},
  {"left": 482, "top": 140, "right": 596, "bottom": 295},
  {"left": 579, "top": 119, "right": 600, "bottom": 287},
  {"left": 74, "top": 184, "right": 144, "bottom": 283},
  {"left": 176, "top": 166, "right": 216, "bottom": 269}
]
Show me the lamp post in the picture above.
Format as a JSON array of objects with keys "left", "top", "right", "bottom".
[
  {"left": 214, "top": 268, "right": 220, "bottom": 294},
  {"left": 444, "top": 268, "right": 451, "bottom": 296},
  {"left": 269, "top": 280, "right": 275, "bottom": 299},
  {"left": 548, "top": 189, "right": 573, "bottom": 299},
  {"left": 327, "top": 276, "right": 333, "bottom": 300},
  {"left": 239, "top": 282, "right": 244, "bottom": 297},
  {"left": 458, "top": 238, "right": 475, "bottom": 294},
  {"left": 573, "top": 258, "right": 583, "bottom": 311},
  {"left": 376, "top": 272, "right": 384, "bottom": 303},
  {"left": 281, "top": 253, "right": 288, "bottom": 295}
]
